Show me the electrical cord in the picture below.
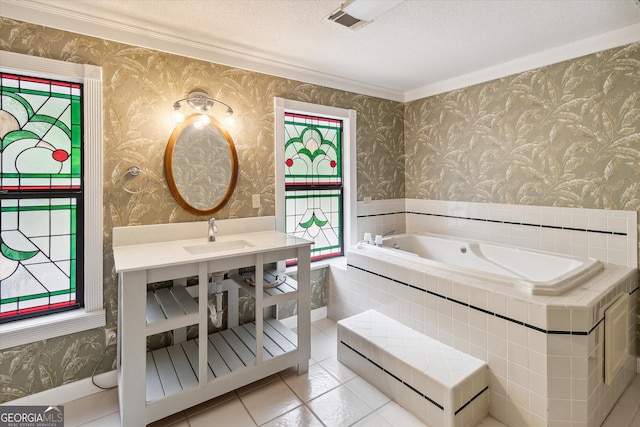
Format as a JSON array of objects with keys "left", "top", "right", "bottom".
[{"left": 91, "top": 345, "right": 117, "bottom": 390}]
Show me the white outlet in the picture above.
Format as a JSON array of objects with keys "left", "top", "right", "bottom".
[
  {"left": 105, "top": 327, "right": 117, "bottom": 346},
  {"left": 252, "top": 194, "right": 260, "bottom": 208}
]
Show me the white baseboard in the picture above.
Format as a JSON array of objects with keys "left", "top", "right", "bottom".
[
  {"left": 5, "top": 370, "right": 117, "bottom": 406},
  {"left": 280, "top": 306, "right": 327, "bottom": 329}
]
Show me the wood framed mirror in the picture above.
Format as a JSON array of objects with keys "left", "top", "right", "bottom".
[{"left": 165, "top": 114, "right": 238, "bottom": 215}]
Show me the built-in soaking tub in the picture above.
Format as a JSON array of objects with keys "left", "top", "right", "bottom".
[{"left": 356, "top": 232, "right": 603, "bottom": 295}]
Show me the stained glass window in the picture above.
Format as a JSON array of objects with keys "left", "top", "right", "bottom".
[
  {"left": 0, "top": 72, "right": 83, "bottom": 323},
  {"left": 284, "top": 113, "right": 342, "bottom": 263}
]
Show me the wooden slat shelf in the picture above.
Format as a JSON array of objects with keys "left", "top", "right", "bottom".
[
  {"left": 145, "top": 318, "right": 298, "bottom": 402},
  {"left": 146, "top": 286, "right": 199, "bottom": 336},
  {"left": 230, "top": 269, "right": 298, "bottom": 306}
]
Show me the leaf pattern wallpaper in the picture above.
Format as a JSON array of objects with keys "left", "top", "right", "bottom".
[
  {"left": 0, "top": 16, "right": 638, "bottom": 401},
  {"left": 405, "top": 43, "right": 640, "bottom": 208}
]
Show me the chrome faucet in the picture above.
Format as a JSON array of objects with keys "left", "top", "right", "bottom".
[
  {"left": 208, "top": 218, "right": 218, "bottom": 242},
  {"left": 372, "top": 230, "right": 397, "bottom": 246}
]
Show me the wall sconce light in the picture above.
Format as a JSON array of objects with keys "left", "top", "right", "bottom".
[{"left": 172, "top": 90, "right": 234, "bottom": 127}]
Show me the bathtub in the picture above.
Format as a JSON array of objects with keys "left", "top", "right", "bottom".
[{"left": 356, "top": 232, "right": 603, "bottom": 295}]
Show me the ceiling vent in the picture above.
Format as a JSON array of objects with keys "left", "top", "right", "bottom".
[
  {"left": 326, "top": 0, "right": 405, "bottom": 30},
  {"left": 327, "top": 8, "right": 369, "bottom": 30}
]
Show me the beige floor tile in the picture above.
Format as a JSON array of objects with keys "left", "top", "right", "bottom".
[
  {"left": 601, "top": 403, "right": 636, "bottom": 427},
  {"left": 187, "top": 398, "right": 255, "bottom": 427},
  {"left": 616, "top": 383, "right": 640, "bottom": 411},
  {"left": 319, "top": 354, "right": 358, "bottom": 384},
  {"left": 310, "top": 328, "right": 337, "bottom": 362},
  {"left": 475, "top": 416, "right": 508, "bottom": 427},
  {"left": 260, "top": 405, "right": 324, "bottom": 427},
  {"left": 64, "top": 387, "right": 119, "bottom": 427},
  {"left": 239, "top": 380, "right": 302, "bottom": 425},
  {"left": 312, "top": 318, "right": 339, "bottom": 335},
  {"left": 352, "top": 412, "right": 393, "bottom": 426},
  {"left": 631, "top": 373, "right": 640, "bottom": 389},
  {"left": 375, "top": 401, "right": 426, "bottom": 427},
  {"left": 78, "top": 411, "right": 121, "bottom": 427},
  {"left": 306, "top": 384, "right": 373, "bottom": 426},
  {"left": 283, "top": 363, "right": 341, "bottom": 402},
  {"left": 344, "top": 376, "right": 391, "bottom": 410}
]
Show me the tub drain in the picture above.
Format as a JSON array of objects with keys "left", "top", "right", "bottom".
[{"left": 460, "top": 247, "right": 467, "bottom": 253}]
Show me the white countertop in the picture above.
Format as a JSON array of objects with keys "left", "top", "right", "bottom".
[{"left": 113, "top": 230, "right": 312, "bottom": 273}]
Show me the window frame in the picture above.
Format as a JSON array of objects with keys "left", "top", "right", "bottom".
[
  {"left": 0, "top": 51, "right": 104, "bottom": 349},
  {"left": 274, "top": 98, "right": 356, "bottom": 267}
]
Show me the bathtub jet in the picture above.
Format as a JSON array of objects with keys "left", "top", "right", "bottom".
[{"left": 356, "top": 232, "right": 603, "bottom": 296}]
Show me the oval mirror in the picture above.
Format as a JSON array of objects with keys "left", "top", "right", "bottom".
[{"left": 165, "top": 115, "right": 238, "bottom": 215}]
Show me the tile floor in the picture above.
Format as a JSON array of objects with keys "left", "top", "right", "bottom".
[{"left": 64, "top": 318, "right": 640, "bottom": 427}]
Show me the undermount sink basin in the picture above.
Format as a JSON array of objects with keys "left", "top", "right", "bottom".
[{"left": 183, "top": 240, "right": 254, "bottom": 255}]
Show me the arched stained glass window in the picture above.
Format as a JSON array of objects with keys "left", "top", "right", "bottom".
[
  {"left": 284, "top": 112, "right": 342, "bottom": 263},
  {"left": 0, "top": 72, "right": 83, "bottom": 323}
]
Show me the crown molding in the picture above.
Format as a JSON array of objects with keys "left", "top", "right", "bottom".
[
  {"left": 404, "top": 22, "right": 640, "bottom": 102},
  {"left": 0, "top": 0, "right": 406, "bottom": 102}
]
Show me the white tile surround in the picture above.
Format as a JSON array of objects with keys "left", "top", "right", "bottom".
[
  {"left": 357, "top": 199, "right": 637, "bottom": 269},
  {"left": 333, "top": 199, "right": 639, "bottom": 426},
  {"left": 338, "top": 310, "right": 488, "bottom": 427},
  {"left": 47, "top": 321, "right": 640, "bottom": 427}
]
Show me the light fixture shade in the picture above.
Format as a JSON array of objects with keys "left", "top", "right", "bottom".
[
  {"left": 172, "top": 90, "right": 234, "bottom": 126},
  {"left": 198, "top": 114, "right": 211, "bottom": 126},
  {"left": 172, "top": 110, "right": 185, "bottom": 123},
  {"left": 225, "top": 108, "right": 235, "bottom": 126}
]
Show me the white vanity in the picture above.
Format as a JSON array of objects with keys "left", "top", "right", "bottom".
[{"left": 112, "top": 219, "right": 312, "bottom": 426}]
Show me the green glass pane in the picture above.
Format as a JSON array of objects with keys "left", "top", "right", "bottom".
[
  {"left": 284, "top": 113, "right": 342, "bottom": 186},
  {"left": 71, "top": 97, "right": 81, "bottom": 128},
  {"left": 71, "top": 147, "right": 82, "bottom": 177},
  {"left": 285, "top": 189, "right": 342, "bottom": 261},
  {"left": 0, "top": 197, "right": 78, "bottom": 321},
  {"left": 1, "top": 73, "right": 82, "bottom": 190}
]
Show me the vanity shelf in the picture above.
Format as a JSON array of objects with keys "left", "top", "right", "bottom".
[
  {"left": 146, "top": 318, "right": 297, "bottom": 402},
  {"left": 146, "top": 286, "right": 200, "bottom": 335},
  {"left": 231, "top": 269, "right": 299, "bottom": 306},
  {"left": 113, "top": 228, "right": 312, "bottom": 426}
]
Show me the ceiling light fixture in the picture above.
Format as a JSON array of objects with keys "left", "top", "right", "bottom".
[
  {"left": 172, "top": 90, "right": 234, "bottom": 127},
  {"left": 326, "top": 0, "right": 405, "bottom": 30}
]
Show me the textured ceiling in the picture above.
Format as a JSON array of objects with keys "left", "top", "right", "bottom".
[{"left": 3, "top": 0, "right": 640, "bottom": 101}]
